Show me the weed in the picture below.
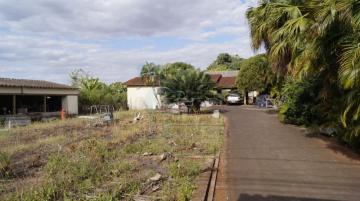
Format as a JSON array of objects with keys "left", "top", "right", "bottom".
[
  {"left": 0, "top": 110, "right": 224, "bottom": 200},
  {"left": 0, "top": 152, "right": 11, "bottom": 178},
  {"left": 0, "top": 117, "right": 5, "bottom": 128}
]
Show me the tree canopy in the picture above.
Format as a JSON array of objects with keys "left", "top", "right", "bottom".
[
  {"left": 69, "top": 69, "right": 127, "bottom": 111},
  {"left": 236, "top": 54, "right": 274, "bottom": 93},
  {"left": 207, "top": 53, "right": 244, "bottom": 71},
  {"left": 247, "top": 0, "right": 360, "bottom": 146},
  {"left": 140, "top": 62, "right": 162, "bottom": 85},
  {"left": 162, "top": 62, "right": 195, "bottom": 77}
]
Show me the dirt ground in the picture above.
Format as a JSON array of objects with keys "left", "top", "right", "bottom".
[{"left": 0, "top": 111, "right": 224, "bottom": 200}]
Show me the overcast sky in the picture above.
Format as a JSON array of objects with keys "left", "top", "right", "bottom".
[{"left": 0, "top": 0, "right": 260, "bottom": 84}]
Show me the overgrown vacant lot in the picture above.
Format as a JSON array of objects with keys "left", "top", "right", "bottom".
[{"left": 0, "top": 111, "right": 224, "bottom": 201}]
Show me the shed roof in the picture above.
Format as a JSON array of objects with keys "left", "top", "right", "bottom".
[
  {"left": 206, "top": 70, "right": 239, "bottom": 77},
  {"left": 0, "top": 78, "right": 78, "bottom": 90},
  {"left": 209, "top": 74, "right": 222, "bottom": 83},
  {"left": 124, "top": 72, "right": 237, "bottom": 89},
  {"left": 217, "top": 76, "right": 237, "bottom": 89},
  {"left": 124, "top": 77, "right": 160, "bottom": 87}
]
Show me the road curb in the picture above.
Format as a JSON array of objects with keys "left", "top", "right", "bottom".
[
  {"left": 206, "top": 153, "right": 220, "bottom": 201},
  {"left": 192, "top": 153, "right": 220, "bottom": 201}
]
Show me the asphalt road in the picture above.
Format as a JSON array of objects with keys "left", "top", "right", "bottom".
[{"left": 214, "top": 105, "right": 360, "bottom": 201}]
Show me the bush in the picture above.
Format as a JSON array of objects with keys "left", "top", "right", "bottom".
[
  {"left": 0, "top": 117, "right": 5, "bottom": 127},
  {"left": 279, "top": 76, "right": 322, "bottom": 126}
]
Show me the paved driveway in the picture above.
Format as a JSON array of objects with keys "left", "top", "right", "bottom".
[{"left": 214, "top": 106, "right": 360, "bottom": 201}]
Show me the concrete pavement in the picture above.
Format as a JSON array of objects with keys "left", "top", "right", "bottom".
[{"left": 214, "top": 106, "right": 360, "bottom": 201}]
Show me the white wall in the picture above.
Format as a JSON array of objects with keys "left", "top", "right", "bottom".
[
  {"left": 62, "top": 95, "right": 78, "bottom": 114},
  {"left": 127, "top": 87, "right": 162, "bottom": 110}
]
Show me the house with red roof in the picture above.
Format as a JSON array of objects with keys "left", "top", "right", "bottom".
[
  {"left": 124, "top": 77, "right": 163, "bottom": 110},
  {"left": 124, "top": 71, "right": 239, "bottom": 110}
]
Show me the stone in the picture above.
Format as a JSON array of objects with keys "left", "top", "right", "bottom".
[{"left": 149, "top": 173, "right": 162, "bottom": 181}]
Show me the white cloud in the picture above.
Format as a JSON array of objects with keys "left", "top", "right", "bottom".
[
  {"left": 0, "top": 0, "right": 256, "bottom": 39},
  {"left": 0, "top": 0, "right": 260, "bottom": 84}
]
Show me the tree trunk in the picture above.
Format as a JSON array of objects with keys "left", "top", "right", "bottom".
[
  {"left": 243, "top": 90, "right": 248, "bottom": 105},
  {"left": 192, "top": 101, "right": 202, "bottom": 114}
]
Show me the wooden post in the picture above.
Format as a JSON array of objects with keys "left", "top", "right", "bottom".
[
  {"left": 43, "top": 96, "right": 47, "bottom": 112},
  {"left": 243, "top": 90, "right": 248, "bottom": 105},
  {"left": 12, "top": 95, "right": 16, "bottom": 115}
]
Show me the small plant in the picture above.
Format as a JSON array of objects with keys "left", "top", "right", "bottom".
[
  {"left": 0, "top": 117, "right": 5, "bottom": 128},
  {"left": 0, "top": 152, "right": 11, "bottom": 178}
]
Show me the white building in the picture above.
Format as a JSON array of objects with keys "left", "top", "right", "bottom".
[{"left": 124, "top": 77, "right": 163, "bottom": 110}]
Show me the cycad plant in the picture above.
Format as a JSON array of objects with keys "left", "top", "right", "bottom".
[{"left": 163, "top": 69, "right": 216, "bottom": 113}]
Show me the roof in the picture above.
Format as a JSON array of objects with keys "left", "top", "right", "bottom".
[
  {"left": 209, "top": 74, "right": 222, "bottom": 83},
  {"left": 0, "top": 78, "right": 78, "bottom": 90},
  {"left": 217, "top": 76, "right": 237, "bottom": 89},
  {"left": 125, "top": 72, "right": 237, "bottom": 89},
  {"left": 124, "top": 77, "right": 160, "bottom": 87},
  {"left": 206, "top": 70, "right": 239, "bottom": 77}
]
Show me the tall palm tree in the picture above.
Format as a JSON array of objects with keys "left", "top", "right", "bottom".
[{"left": 247, "top": 0, "right": 360, "bottom": 139}]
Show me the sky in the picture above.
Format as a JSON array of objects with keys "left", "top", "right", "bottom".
[{"left": 0, "top": 0, "right": 260, "bottom": 84}]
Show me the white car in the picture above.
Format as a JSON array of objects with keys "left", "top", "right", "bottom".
[{"left": 226, "top": 93, "right": 242, "bottom": 105}]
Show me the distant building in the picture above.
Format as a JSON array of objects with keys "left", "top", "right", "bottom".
[
  {"left": 207, "top": 71, "right": 259, "bottom": 104},
  {"left": 206, "top": 70, "right": 238, "bottom": 93},
  {"left": 124, "top": 77, "right": 163, "bottom": 110},
  {"left": 0, "top": 78, "right": 79, "bottom": 116},
  {"left": 124, "top": 71, "right": 240, "bottom": 110}
]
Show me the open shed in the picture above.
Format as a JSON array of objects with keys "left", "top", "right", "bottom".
[{"left": 0, "top": 78, "right": 79, "bottom": 116}]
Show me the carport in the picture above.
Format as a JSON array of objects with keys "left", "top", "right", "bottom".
[{"left": 0, "top": 78, "right": 79, "bottom": 116}]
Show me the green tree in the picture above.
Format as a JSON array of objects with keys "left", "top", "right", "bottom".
[
  {"left": 163, "top": 62, "right": 194, "bottom": 77},
  {"left": 236, "top": 54, "right": 274, "bottom": 104},
  {"left": 247, "top": 0, "right": 360, "bottom": 146},
  {"left": 207, "top": 53, "right": 244, "bottom": 71},
  {"left": 140, "top": 62, "right": 162, "bottom": 85},
  {"left": 69, "top": 70, "right": 127, "bottom": 111},
  {"left": 229, "top": 55, "right": 244, "bottom": 70},
  {"left": 163, "top": 69, "right": 216, "bottom": 113}
]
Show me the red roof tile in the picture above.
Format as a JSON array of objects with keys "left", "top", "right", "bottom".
[
  {"left": 217, "top": 76, "right": 236, "bottom": 89},
  {"left": 124, "top": 77, "right": 160, "bottom": 87},
  {"left": 0, "top": 78, "right": 77, "bottom": 89},
  {"left": 209, "top": 74, "right": 222, "bottom": 83},
  {"left": 124, "top": 74, "right": 236, "bottom": 89}
]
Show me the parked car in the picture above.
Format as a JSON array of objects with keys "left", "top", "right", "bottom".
[{"left": 226, "top": 93, "right": 243, "bottom": 105}]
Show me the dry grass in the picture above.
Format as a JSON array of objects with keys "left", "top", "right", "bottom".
[{"left": 0, "top": 110, "right": 224, "bottom": 200}]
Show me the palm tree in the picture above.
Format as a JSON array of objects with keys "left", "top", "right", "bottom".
[
  {"left": 140, "top": 62, "right": 163, "bottom": 86},
  {"left": 163, "top": 69, "right": 216, "bottom": 113},
  {"left": 247, "top": 0, "right": 360, "bottom": 140}
]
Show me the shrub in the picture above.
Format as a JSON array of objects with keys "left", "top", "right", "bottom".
[
  {"left": 279, "top": 76, "right": 322, "bottom": 126},
  {"left": 0, "top": 117, "right": 5, "bottom": 127}
]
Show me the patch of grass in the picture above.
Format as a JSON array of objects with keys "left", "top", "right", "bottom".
[
  {"left": 0, "top": 130, "right": 10, "bottom": 141},
  {"left": 122, "top": 137, "right": 172, "bottom": 154},
  {"left": 0, "top": 152, "right": 11, "bottom": 178},
  {"left": 0, "top": 110, "right": 224, "bottom": 200},
  {"left": 3, "top": 135, "right": 66, "bottom": 155},
  {"left": 163, "top": 159, "right": 202, "bottom": 201}
]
